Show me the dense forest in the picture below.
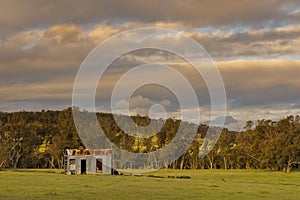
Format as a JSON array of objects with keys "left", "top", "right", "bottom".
[{"left": 0, "top": 108, "right": 299, "bottom": 172}]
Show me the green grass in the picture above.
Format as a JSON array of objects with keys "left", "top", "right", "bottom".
[{"left": 0, "top": 169, "right": 299, "bottom": 199}]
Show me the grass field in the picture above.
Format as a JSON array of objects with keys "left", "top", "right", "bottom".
[{"left": 0, "top": 169, "right": 299, "bottom": 199}]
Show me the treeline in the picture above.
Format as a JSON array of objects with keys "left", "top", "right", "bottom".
[
  {"left": 0, "top": 108, "right": 299, "bottom": 172},
  {"left": 201, "top": 117, "right": 300, "bottom": 172}
]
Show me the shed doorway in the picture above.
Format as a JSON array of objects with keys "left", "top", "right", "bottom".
[
  {"left": 96, "top": 158, "right": 103, "bottom": 173},
  {"left": 81, "top": 159, "right": 86, "bottom": 174}
]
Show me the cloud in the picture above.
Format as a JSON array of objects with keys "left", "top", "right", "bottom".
[
  {"left": 115, "top": 95, "right": 170, "bottom": 109},
  {"left": 43, "top": 24, "right": 84, "bottom": 44},
  {"left": 2, "top": 21, "right": 300, "bottom": 69},
  {"left": 2, "top": 43, "right": 299, "bottom": 119},
  {"left": 217, "top": 59, "right": 300, "bottom": 111},
  {"left": 1, "top": 10, "right": 300, "bottom": 122},
  {"left": 188, "top": 25, "right": 300, "bottom": 59},
  {"left": 112, "top": 95, "right": 171, "bottom": 117},
  {"left": 1, "top": 0, "right": 300, "bottom": 37}
]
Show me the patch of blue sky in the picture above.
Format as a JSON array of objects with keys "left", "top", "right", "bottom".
[
  {"left": 193, "top": 26, "right": 215, "bottom": 34},
  {"left": 194, "top": 25, "right": 254, "bottom": 35},
  {"left": 219, "top": 56, "right": 264, "bottom": 61},
  {"left": 219, "top": 54, "right": 300, "bottom": 62},
  {"left": 22, "top": 40, "right": 38, "bottom": 50},
  {"left": 290, "top": 8, "right": 300, "bottom": 14},
  {"left": 278, "top": 55, "right": 300, "bottom": 60}
]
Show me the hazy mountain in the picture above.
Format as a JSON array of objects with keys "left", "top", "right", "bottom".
[{"left": 203, "top": 116, "right": 246, "bottom": 132}]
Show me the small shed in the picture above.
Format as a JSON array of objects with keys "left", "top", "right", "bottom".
[{"left": 64, "top": 148, "right": 112, "bottom": 175}]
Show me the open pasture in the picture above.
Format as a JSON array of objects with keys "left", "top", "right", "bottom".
[{"left": 0, "top": 169, "right": 299, "bottom": 199}]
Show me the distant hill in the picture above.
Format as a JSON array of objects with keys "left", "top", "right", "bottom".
[{"left": 203, "top": 116, "right": 246, "bottom": 132}]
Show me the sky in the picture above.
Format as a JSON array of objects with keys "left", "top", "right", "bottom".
[{"left": 1, "top": 0, "right": 300, "bottom": 122}]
